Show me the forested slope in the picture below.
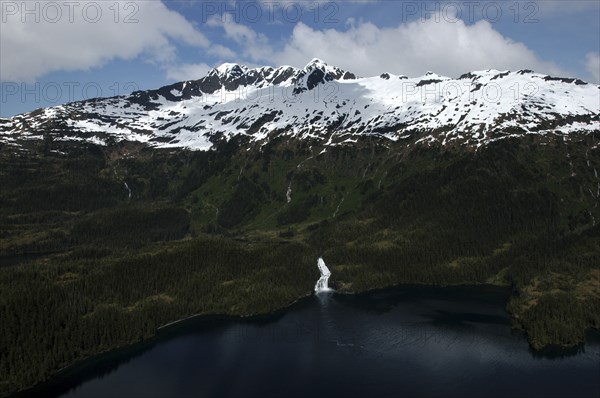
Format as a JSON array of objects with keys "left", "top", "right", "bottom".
[{"left": 1, "top": 132, "right": 599, "bottom": 396}]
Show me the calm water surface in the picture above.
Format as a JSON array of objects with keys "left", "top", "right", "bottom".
[{"left": 31, "top": 285, "right": 600, "bottom": 398}]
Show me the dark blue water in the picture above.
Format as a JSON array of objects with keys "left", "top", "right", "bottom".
[{"left": 31, "top": 286, "right": 600, "bottom": 398}]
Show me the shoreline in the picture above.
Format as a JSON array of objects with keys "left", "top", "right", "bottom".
[
  {"left": 157, "top": 292, "right": 315, "bottom": 331},
  {"left": 8, "top": 291, "right": 317, "bottom": 398},
  {"left": 6, "top": 282, "right": 596, "bottom": 398}
]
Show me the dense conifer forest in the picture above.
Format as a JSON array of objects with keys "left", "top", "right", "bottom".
[{"left": 0, "top": 132, "right": 599, "bottom": 396}]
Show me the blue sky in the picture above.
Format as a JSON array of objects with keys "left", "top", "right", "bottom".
[{"left": 1, "top": 0, "right": 599, "bottom": 117}]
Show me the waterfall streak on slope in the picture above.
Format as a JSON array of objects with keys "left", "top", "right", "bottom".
[{"left": 315, "top": 257, "right": 332, "bottom": 293}]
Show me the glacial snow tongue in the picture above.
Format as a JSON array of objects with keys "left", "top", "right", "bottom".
[{"left": 315, "top": 257, "right": 332, "bottom": 293}]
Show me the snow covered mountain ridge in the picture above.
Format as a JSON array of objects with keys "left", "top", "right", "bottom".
[{"left": 1, "top": 58, "right": 598, "bottom": 150}]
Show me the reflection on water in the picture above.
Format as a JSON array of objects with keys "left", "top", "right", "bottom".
[{"left": 26, "top": 285, "right": 600, "bottom": 398}]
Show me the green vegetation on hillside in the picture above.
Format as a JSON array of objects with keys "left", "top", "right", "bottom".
[{"left": 0, "top": 132, "right": 599, "bottom": 396}]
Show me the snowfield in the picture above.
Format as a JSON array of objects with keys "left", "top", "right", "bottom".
[{"left": 1, "top": 59, "right": 598, "bottom": 150}]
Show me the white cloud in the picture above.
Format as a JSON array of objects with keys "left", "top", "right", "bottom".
[
  {"left": 0, "top": 1, "right": 209, "bottom": 82},
  {"left": 208, "top": 44, "right": 237, "bottom": 59},
  {"left": 165, "top": 63, "right": 212, "bottom": 81},
  {"left": 4, "top": 0, "right": 581, "bottom": 85},
  {"left": 585, "top": 52, "right": 600, "bottom": 83},
  {"left": 207, "top": 13, "right": 566, "bottom": 78},
  {"left": 271, "top": 18, "right": 566, "bottom": 77},
  {"left": 207, "top": 14, "right": 272, "bottom": 62}
]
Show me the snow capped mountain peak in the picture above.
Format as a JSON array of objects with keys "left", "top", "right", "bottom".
[
  {"left": 1, "top": 61, "right": 598, "bottom": 152},
  {"left": 418, "top": 71, "right": 450, "bottom": 80},
  {"left": 290, "top": 59, "right": 349, "bottom": 93},
  {"left": 304, "top": 58, "right": 329, "bottom": 69},
  {"left": 302, "top": 58, "right": 345, "bottom": 77},
  {"left": 210, "top": 63, "right": 248, "bottom": 77}
]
